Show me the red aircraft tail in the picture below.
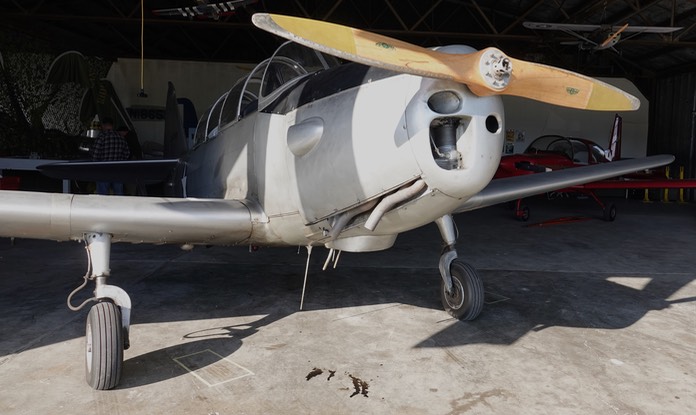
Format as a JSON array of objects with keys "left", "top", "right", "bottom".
[{"left": 605, "top": 114, "right": 622, "bottom": 161}]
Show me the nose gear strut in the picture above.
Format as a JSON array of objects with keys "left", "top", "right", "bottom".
[{"left": 435, "top": 215, "right": 484, "bottom": 320}]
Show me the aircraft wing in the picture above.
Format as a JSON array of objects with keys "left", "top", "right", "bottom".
[
  {"left": 523, "top": 22, "right": 603, "bottom": 32},
  {"left": 454, "top": 155, "right": 674, "bottom": 213},
  {"left": 0, "top": 191, "right": 255, "bottom": 245},
  {"left": 619, "top": 26, "right": 682, "bottom": 33}
]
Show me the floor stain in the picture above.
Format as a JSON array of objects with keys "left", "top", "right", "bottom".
[
  {"left": 305, "top": 368, "right": 323, "bottom": 381},
  {"left": 305, "top": 368, "right": 370, "bottom": 398},
  {"left": 348, "top": 374, "right": 369, "bottom": 398},
  {"left": 446, "top": 388, "right": 508, "bottom": 414}
]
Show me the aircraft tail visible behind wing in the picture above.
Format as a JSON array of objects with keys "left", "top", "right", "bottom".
[
  {"left": 163, "top": 81, "right": 190, "bottom": 159},
  {"left": 37, "top": 82, "right": 189, "bottom": 195},
  {"left": 605, "top": 114, "right": 622, "bottom": 161}
]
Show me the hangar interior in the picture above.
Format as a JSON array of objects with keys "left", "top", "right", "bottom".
[
  {"left": 1, "top": 2, "right": 696, "bottom": 414},
  {"left": 1, "top": 0, "right": 695, "bottom": 179}
]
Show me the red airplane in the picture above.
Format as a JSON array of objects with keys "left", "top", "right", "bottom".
[{"left": 496, "top": 115, "right": 696, "bottom": 221}]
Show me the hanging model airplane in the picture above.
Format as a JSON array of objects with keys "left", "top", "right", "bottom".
[
  {"left": 152, "top": 0, "right": 257, "bottom": 20},
  {"left": 523, "top": 21, "right": 682, "bottom": 51},
  {"left": 0, "top": 14, "right": 675, "bottom": 390}
]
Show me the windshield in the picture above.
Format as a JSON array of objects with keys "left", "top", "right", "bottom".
[
  {"left": 260, "top": 41, "right": 340, "bottom": 102},
  {"left": 192, "top": 41, "right": 340, "bottom": 147}
]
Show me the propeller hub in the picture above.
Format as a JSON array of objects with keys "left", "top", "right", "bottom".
[{"left": 480, "top": 49, "right": 512, "bottom": 90}]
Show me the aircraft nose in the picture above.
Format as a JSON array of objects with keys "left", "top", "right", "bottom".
[{"left": 405, "top": 79, "right": 505, "bottom": 199}]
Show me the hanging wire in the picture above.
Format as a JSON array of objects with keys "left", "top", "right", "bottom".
[{"left": 139, "top": 0, "right": 147, "bottom": 97}]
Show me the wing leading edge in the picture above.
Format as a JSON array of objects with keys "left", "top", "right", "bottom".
[
  {"left": 455, "top": 155, "right": 675, "bottom": 213},
  {"left": 0, "top": 191, "right": 254, "bottom": 245}
]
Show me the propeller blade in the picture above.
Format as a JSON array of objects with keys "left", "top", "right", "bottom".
[
  {"left": 474, "top": 57, "right": 641, "bottom": 111},
  {"left": 252, "top": 13, "right": 639, "bottom": 111}
]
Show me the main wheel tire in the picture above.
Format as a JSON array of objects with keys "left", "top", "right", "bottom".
[
  {"left": 603, "top": 203, "right": 617, "bottom": 222},
  {"left": 515, "top": 206, "right": 530, "bottom": 222},
  {"left": 85, "top": 301, "right": 123, "bottom": 390},
  {"left": 440, "top": 260, "right": 484, "bottom": 321}
]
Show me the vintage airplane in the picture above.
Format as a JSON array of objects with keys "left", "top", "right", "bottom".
[
  {"left": 152, "top": 0, "right": 257, "bottom": 20},
  {"left": 0, "top": 14, "right": 675, "bottom": 390},
  {"left": 496, "top": 114, "right": 696, "bottom": 221},
  {"left": 523, "top": 21, "right": 682, "bottom": 52}
]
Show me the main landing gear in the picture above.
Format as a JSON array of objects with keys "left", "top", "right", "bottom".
[
  {"left": 435, "top": 215, "right": 484, "bottom": 320},
  {"left": 511, "top": 190, "right": 617, "bottom": 222},
  {"left": 68, "top": 233, "right": 131, "bottom": 390}
]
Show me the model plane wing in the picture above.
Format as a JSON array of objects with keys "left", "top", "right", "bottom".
[
  {"left": 455, "top": 155, "right": 674, "bottom": 213},
  {"left": 523, "top": 22, "right": 682, "bottom": 33},
  {"left": 152, "top": 0, "right": 254, "bottom": 18},
  {"left": 0, "top": 191, "right": 255, "bottom": 245}
]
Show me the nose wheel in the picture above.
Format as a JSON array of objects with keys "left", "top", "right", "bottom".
[
  {"left": 440, "top": 260, "right": 484, "bottom": 320},
  {"left": 435, "top": 215, "right": 485, "bottom": 321}
]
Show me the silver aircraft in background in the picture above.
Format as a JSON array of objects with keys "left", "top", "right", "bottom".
[{"left": 0, "top": 14, "right": 673, "bottom": 390}]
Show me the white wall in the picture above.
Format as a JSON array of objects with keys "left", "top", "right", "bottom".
[
  {"left": 106, "top": 58, "right": 255, "bottom": 148},
  {"left": 501, "top": 78, "right": 649, "bottom": 158}
]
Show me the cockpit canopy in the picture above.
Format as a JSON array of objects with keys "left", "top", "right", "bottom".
[
  {"left": 194, "top": 41, "right": 340, "bottom": 146},
  {"left": 525, "top": 135, "right": 609, "bottom": 164}
]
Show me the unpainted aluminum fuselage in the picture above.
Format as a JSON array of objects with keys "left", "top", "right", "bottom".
[
  {"left": 183, "top": 44, "right": 504, "bottom": 251},
  {"left": 0, "top": 44, "right": 505, "bottom": 251}
]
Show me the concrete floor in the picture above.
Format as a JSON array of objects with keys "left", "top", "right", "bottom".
[{"left": 0, "top": 197, "right": 694, "bottom": 414}]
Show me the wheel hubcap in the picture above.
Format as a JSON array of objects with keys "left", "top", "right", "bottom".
[{"left": 445, "top": 278, "right": 465, "bottom": 309}]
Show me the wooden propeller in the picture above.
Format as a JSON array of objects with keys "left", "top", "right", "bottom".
[
  {"left": 599, "top": 23, "right": 629, "bottom": 49},
  {"left": 252, "top": 13, "right": 639, "bottom": 111}
]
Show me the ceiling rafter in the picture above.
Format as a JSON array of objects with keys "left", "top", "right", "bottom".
[
  {"left": 549, "top": 0, "right": 572, "bottom": 20},
  {"left": 383, "top": 0, "right": 409, "bottom": 31},
  {"left": 671, "top": 5, "right": 696, "bottom": 39},
  {"left": 566, "top": 0, "right": 619, "bottom": 24},
  {"left": 409, "top": 0, "right": 443, "bottom": 31},
  {"left": 322, "top": 0, "right": 345, "bottom": 21},
  {"left": 0, "top": 1, "right": 693, "bottom": 77},
  {"left": 469, "top": 0, "right": 498, "bottom": 34},
  {"left": 400, "top": 0, "right": 435, "bottom": 32},
  {"left": 609, "top": 0, "right": 664, "bottom": 26},
  {"left": 292, "top": 0, "right": 310, "bottom": 18},
  {"left": 500, "top": 0, "right": 546, "bottom": 35}
]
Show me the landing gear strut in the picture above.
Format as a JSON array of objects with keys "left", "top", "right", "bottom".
[
  {"left": 68, "top": 232, "right": 131, "bottom": 390},
  {"left": 435, "top": 215, "right": 484, "bottom": 320}
]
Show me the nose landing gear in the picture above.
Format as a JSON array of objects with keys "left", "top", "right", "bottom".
[{"left": 435, "top": 215, "right": 484, "bottom": 320}]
